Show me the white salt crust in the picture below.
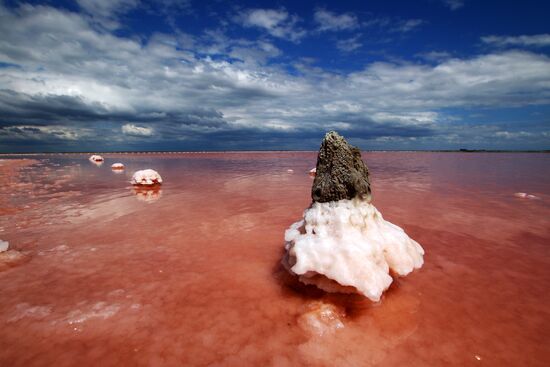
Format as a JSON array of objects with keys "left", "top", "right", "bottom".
[
  {"left": 0, "top": 239, "right": 8, "bottom": 252},
  {"left": 284, "top": 198, "right": 424, "bottom": 302},
  {"left": 514, "top": 192, "right": 539, "bottom": 199},
  {"left": 111, "top": 163, "right": 124, "bottom": 170},
  {"left": 131, "top": 169, "right": 163, "bottom": 186},
  {"left": 89, "top": 155, "right": 104, "bottom": 162}
]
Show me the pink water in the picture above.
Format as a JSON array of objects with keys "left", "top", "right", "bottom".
[{"left": 0, "top": 152, "right": 549, "bottom": 366}]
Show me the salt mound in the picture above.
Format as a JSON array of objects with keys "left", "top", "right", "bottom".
[
  {"left": 89, "top": 154, "right": 104, "bottom": 162},
  {"left": 284, "top": 198, "right": 424, "bottom": 301},
  {"left": 131, "top": 169, "right": 162, "bottom": 186},
  {"left": 309, "top": 167, "right": 316, "bottom": 175},
  {"left": 111, "top": 163, "right": 124, "bottom": 170},
  {"left": 283, "top": 131, "right": 424, "bottom": 302}
]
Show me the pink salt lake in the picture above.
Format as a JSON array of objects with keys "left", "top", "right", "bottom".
[{"left": 0, "top": 152, "right": 549, "bottom": 366}]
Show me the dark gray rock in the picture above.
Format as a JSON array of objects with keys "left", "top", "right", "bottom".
[{"left": 311, "top": 131, "right": 371, "bottom": 203}]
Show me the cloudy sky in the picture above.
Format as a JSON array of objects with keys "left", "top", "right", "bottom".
[{"left": 0, "top": 0, "right": 549, "bottom": 152}]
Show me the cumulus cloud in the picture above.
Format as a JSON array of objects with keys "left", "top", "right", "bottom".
[
  {"left": 314, "top": 9, "right": 358, "bottom": 32},
  {"left": 122, "top": 124, "right": 154, "bottom": 136},
  {"left": 0, "top": 3, "right": 549, "bottom": 151},
  {"left": 237, "top": 8, "right": 306, "bottom": 42},
  {"left": 482, "top": 34, "right": 550, "bottom": 48}
]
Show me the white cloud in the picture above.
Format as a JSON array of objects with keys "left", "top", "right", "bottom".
[
  {"left": 495, "top": 131, "right": 550, "bottom": 139},
  {"left": 76, "top": 0, "right": 140, "bottom": 29},
  {"left": 363, "top": 16, "right": 424, "bottom": 34},
  {"left": 122, "top": 124, "right": 154, "bottom": 136},
  {"left": 314, "top": 9, "right": 358, "bottom": 32},
  {"left": 336, "top": 35, "right": 362, "bottom": 52},
  {"left": 237, "top": 8, "right": 306, "bottom": 42},
  {"left": 76, "top": 0, "right": 139, "bottom": 18},
  {"left": 0, "top": 3, "right": 549, "bottom": 150},
  {"left": 392, "top": 19, "right": 424, "bottom": 33},
  {"left": 442, "top": 0, "right": 465, "bottom": 10},
  {"left": 482, "top": 34, "right": 550, "bottom": 48},
  {"left": 418, "top": 51, "right": 453, "bottom": 62}
]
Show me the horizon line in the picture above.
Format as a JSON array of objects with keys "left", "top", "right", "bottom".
[{"left": 1, "top": 149, "right": 549, "bottom": 155}]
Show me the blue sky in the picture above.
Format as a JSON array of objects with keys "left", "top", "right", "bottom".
[{"left": 0, "top": 0, "right": 549, "bottom": 152}]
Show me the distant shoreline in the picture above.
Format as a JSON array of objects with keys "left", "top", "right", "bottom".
[{"left": 1, "top": 149, "right": 549, "bottom": 155}]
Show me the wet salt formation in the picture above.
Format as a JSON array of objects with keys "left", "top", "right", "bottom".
[
  {"left": 111, "top": 163, "right": 124, "bottom": 170},
  {"left": 131, "top": 169, "right": 163, "bottom": 186},
  {"left": 284, "top": 131, "right": 424, "bottom": 301},
  {"left": 89, "top": 155, "right": 103, "bottom": 162}
]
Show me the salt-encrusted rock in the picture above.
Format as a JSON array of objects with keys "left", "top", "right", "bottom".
[
  {"left": 0, "top": 239, "right": 8, "bottom": 253},
  {"left": 131, "top": 169, "right": 162, "bottom": 186},
  {"left": 111, "top": 163, "right": 124, "bottom": 170},
  {"left": 283, "top": 131, "right": 424, "bottom": 302},
  {"left": 311, "top": 131, "right": 371, "bottom": 203},
  {"left": 89, "top": 155, "right": 104, "bottom": 162}
]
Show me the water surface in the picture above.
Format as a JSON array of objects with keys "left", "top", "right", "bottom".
[{"left": 0, "top": 152, "right": 549, "bottom": 366}]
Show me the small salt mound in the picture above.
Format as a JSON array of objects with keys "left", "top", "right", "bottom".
[
  {"left": 131, "top": 169, "right": 163, "bottom": 186},
  {"left": 309, "top": 167, "right": 316, "bottom": 175},
  {"left": 284, "top": 197, "right": 424, "bottom": 302},
  {"left": 111, "top": 163, "right": 124, "bottom": 170},
  {"left": 0, "top": 239, "right": 8, "bottom": 252},
  {"left": 287, "top": 169, "right": 294, "bottom": 173},
  {"left": 89, "top": 154, "right": 104, "bottom": 162},
  {"left": 514, "top": 192, "right": 539, "bottom": 199}
]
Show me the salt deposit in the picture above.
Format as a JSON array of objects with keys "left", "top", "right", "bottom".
[
  {"left": 283, "top": 131, "right": 424, "bottom": 301},
  {"left": 89, "top": 155, "right": 104, "bottom": 162},
  {"left": 297, "top": 301, "right": 345, "bottom": 336},
  {"left": 0, "top": 239, "right": 8, "bottom": 252},
  {"left": 309, "top": 167, "right": 316, "bottom": 175},
  {"left": 131, "top": 169, "right": 163, "bottom": 186},
  {"left": 514, "top": 192, "right": 539, "bottom": 199},
  {"left": 111, "top": 163, "right": 124, "bottom": 170},
  {"left": 284, "top": 198, "right": 424, "bottom": 301}
]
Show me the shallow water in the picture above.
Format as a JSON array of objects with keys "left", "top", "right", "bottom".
[{"left": 0, "top": 152, "right": 549, "bottom": 366}]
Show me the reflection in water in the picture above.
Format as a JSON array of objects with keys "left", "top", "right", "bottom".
[
  {"left": 132, "top": 185, "right": 162, "bottom": 202},
  {"left": 0, "top": 152, "right": 549, "bottom": 367}
]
